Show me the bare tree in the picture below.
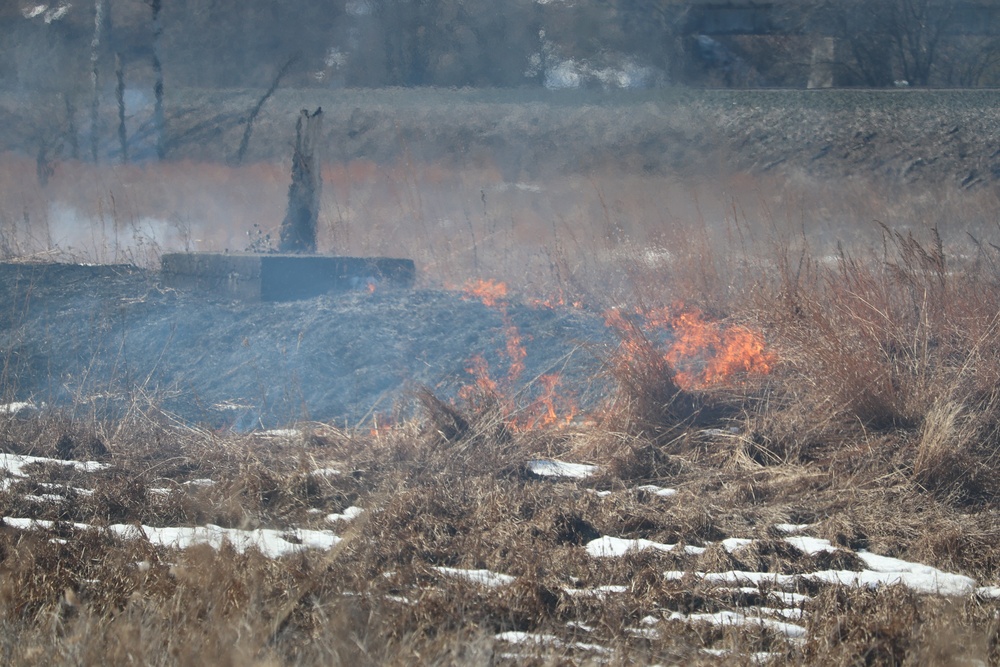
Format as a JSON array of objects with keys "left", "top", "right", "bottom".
[
  {"left": 90, "top": 0, "right": 104, "bottom": 162},
  {"left": 794, "top": 0, "right": 1000, "bottom": 86},
  {"left": 150, "top": 0, "right": 166, "bottom": 159}
]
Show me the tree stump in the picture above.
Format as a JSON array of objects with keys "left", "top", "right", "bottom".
[{"left": 279, "top": 107, "right": 323, "bottom": 253}]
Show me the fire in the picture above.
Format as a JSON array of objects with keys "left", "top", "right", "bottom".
[
  {"left": 457, "top": 279, "right": 577, "bottom": 429},
  {"left": 369, "top": 415, "right": 394, "bottom": 439},
  {"left": 521, "top": 374, "right": 578, "bottom": 429},
  {"left": 504, "top": 322, "right": 527, "bottom": 382},
  {"left": 606, "top": 304, "right": 775, "bottom": 390},
  {"left": 458, "top": 354, "right": 498, "bottom": 400},
  {"left": 461, "top": 278, "right": 528, "bottom": 384},
  {"left": 463, "top": 278, "right": 508, "bottom": 308},
  {"left": 528, "top": 289, "right": 583, "bottom": 310}
]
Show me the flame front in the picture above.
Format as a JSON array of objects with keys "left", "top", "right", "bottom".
[
  {"left": 459, "top": 279, "right": 577, "bottom": 429},
  {"left": 609, "top": 305, "right": 775, "bottom": 390},
  {"left": 463, "top": 279, "right": 508, "bottom": 308}
]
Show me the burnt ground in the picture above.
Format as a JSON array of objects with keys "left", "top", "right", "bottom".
[{"left": 0, "top": 262, "right": 613, "bottom": 429}]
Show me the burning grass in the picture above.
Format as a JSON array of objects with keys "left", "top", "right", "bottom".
[{"left": 4, "top": 155, "right": 1000, "bottom": 663}]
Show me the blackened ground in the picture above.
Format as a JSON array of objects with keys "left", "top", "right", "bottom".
[{"left": 0, "top": 262, "right": 613, "bottom": 428}]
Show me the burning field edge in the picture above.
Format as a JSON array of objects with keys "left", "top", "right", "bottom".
[{"left": 2, "top": 219, "right": 1000, "bottom": 665}]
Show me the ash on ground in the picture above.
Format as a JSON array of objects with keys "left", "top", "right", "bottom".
[{"left": 0, "top": 263, "right": 612, "bottom": 429}]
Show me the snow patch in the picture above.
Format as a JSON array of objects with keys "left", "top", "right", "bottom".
[
  {"left": 0, "top": 402, "right": 37, "bottom": 415},
  {"left": 774, "top": 523, "right": 813, "bottom": 534},
  {"left": 111, "top": 523, "right": 341, "bottom": 559},
  {"left": 433, "top": 566, "right": 515, "bottom": 588},
  {"left": 635, "top": 484, "right": 677, "bottom": 497},
  {"left": 3, "top": 517, "right": 340, "bottom": 559},
  {"left": 563, "top": 585, "right": 628, "bottom": 597},
  {"left": 670, "top": 610, "right": 807, "bottom": 639},
  {"left": 495, "top": 631, "right": 611, "bottom": 655},
  {"left": 586, "top": 536, "right": 705, "bottom": 558},
  {"left": 0, "top": 452, "right": 108, "bottom": 489},
  {"left": 325, "top": 506, "right": 364, "bottom": 523},
  {"left": 527, "top": 460, "right": 597, "bottom": 479},
  {"left": 784, "top": 536, "right": 839, "bottom": 555}
]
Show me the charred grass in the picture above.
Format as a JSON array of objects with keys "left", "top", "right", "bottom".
[{"left": 3, "top": 155, "right": 1000, "bottom": 662}]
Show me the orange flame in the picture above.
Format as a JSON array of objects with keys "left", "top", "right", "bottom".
[
  {"left": 520, "top": 373, "right": 578, "bottom": 429},
  {"left": 456, "top": 279, "right": 579, "bottom": 430},
  {"left": 459, "top": 354, "right": 499, "bottom": 401},
  {"left": 606, "top": 305, "right": 775, "bottom": 390},
  {"left": 461, "top": 278, "right": 528, "bottom": 385},
  {"left": 369, "top": 416, "right": 394, "bottom": 438},
  {"left": 463, "top": 279, "right": 508, "bottom": 308},
  {"left": 528, "top": 289, "right": 584, "bottom": 310},
  {"left": 505, "top": 322, "right": 527, "bottom": 383}
]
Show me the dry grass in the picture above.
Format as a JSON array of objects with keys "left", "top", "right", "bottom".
[{"left": 3, "top": 153, "right": 1000, "bottom": 663}]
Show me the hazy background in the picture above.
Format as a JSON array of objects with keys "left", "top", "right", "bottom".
[{"left": 3, "top": 0, "right": 1000, "bottom": 96}]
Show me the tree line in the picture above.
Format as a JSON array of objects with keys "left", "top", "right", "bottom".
[{"left": 2, "top": 0, "right": 998, "bottom": 94}]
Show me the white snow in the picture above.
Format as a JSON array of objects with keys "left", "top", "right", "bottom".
[
  {"left": 669, "top": 610, "right": 807, "bottom": 639},
  {"left": 701, "top": 571, "right": 798, "bottom": 587},
  {"left": 110, "top": 523, "right": 341, "bottom": 559},
  {"left": 4, "top": 517, "right": 91, "bottom": 531},
  {"left": 759, "top": 606, "right": 805, "bottom": 621},
  {"left": 0, "top": 402, "right": 37, "bottom": 415},
  {"left": 325, "top": 506, "right": 364, "bottom": 523},
  {"left": 563, "top": 585, "right": 628, "bottom": 597},
  {"left": 804, "top": 569, "right": 976, "bottom": 596},
  {"left": 311, "top": 467, "right": 342, "bottom": 477},
  {"left": 774, "top": 523, "right": 813, "bottom": 534},
  {"left": 784, "top": 536, "right": 839, "bottom": 555},
  {"left": 433, "top": 566, "right": 515, "bottom": 588},
  {"left": 494, "top": 631, "right": 611, "bottom": 655},
  {"left": 853, "top": 551, "right": 978, "bottom": 596},
  {"left": 771, "top": 590, "right": 812, "bottom": 606},
  {"left": 24, "top": 493, "right": 66, "bottom": 503},
  {"left": 0, "top": 452, "right": 108, "bottom": 489},
  {"left": 259, "top": 429, "right": 299, "bottom": 438},
  {"left": 586, "top": 536, "right": 707, "bottom": 558},
  {"left": 635, "top": 485, "right": 678, "bottom": 497},
  {"left": 721, "top": 537, "right": 755, "bottom": 552},
  {"left": 682, "top": 561, "right": 977, "bottom": 597},
  {"left": 527, "top": 460, "right": 597, "bottom": 479},
  {"left": 977, "top": 586, "right": 1000, "bottom": 599},
  {"left": 2, "top": 517, "right": 341, "bottom": 559},
  {"left": 39, "top": 482, "right": 94, "bottom": 497},
  {"left": 627, "top": 625, "right": 661, "bottom": 639}
]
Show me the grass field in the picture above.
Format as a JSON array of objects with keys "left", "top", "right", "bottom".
[{"left": 2, "top": 136, "right": 1000, "bottom": 664}]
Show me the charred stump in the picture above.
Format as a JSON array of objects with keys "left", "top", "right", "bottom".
[{"left": 279, "top": 107, "right": 323, "bottom": 253}]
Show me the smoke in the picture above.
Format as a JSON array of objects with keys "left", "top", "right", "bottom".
[{"left": 41, "top": 202, "right": 246, "bottom": 266}]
